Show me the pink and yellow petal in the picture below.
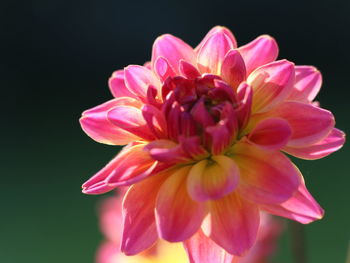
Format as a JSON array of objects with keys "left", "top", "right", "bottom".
[
  {"left": 203, "top": 193, "right": 260, "bottom": 256},
  {"left": 121, "top": 172, "right": 168, "bottom": 255},
  {"left": 232, "top": 142, "right": 301, "bottom": 204},
  {"left": 187, "top": 156, "right": 240, "bottom": 202},
  {"left": 155, "top": 166, "right": 207, "bottom": 242},
  {"left": 195, "top": 26, "right": 237, "bottom": 52},
  {"left": 197, "top": 30, "right": 235, "bottom": 74}
]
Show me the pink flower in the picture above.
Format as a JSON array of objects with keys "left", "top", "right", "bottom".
[
  {"left": 96, "top": 193, "right": 282, "bottom": 263},
  {"left": 80, "top": 26, "right": 345, "bottom": 257}
]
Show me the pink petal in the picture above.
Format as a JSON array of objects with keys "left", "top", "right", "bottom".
[
  {"left": 238, "top": 35, "right": 279, "bottom": 76},
  {"left": 154, "top": 56, "right": 176, "bottom": 82},
  {"left": 197, "top": 30, "right": 235, "bottom": 74},
  {"left": 121, "top": 173, "right": 168, "bottom": 255},
  {"left": 203, "top": 193, "right": 260, "bottom": 256},
  {"left": 195, "top": 26, "right": 237, "bottom": 52},
  {"left": 283, "top": 128, "right": 345, "bottom": 160},
  {"left": 80, "top": 98, "right": 142, "bottom": 145},
  {"left": 106, "top": 143, "right": 163, "bottom": 187},
  {"left": 152, "top": 34, "right": 196, "bottom": 74},
  {"left": 191, "top": 98, "right": 215, "bottom": 127},
  {"left": 236, "top": 82, "right": 253, "bottom": 129},
  {"left": 124, "top": 65, "right": 160, "bottom": 99},
  {"left": 155, "top": 166, "right": 206, "bottom": 242},
  {"left": 144, "top": 139, "right": 190, "bottom": 163},
  {"left": 108, "top": 70, "right": 137, "bottom": 99},
  {"left": 179, "top": 136, "right": 209, "bottom": 160},
  {"left": 183, "top": 229, "right": 234, "bottom": 263},
  {"left": 220, "top": 49, "right": 247, "bottom": 90},
  {"left": 82, "top": 143, "right": 164, "bottom": 194},
  {"left": 266, "top": 101, "right": 335, "bottom": 147},
  {"left": 247, "top": 60, "right": 295, "bottom": 113},
  {"left": 82, "top": 143, "right": 139, "bottom": 194},
  {"left": 287, "top": 66, "right": 322, "bottom": 103},
  {"left": 261, "top": 179, "right": 324, "bottom": 224},
  {"left": 232, "top": 142, "right": 301, "bottom": 204},
  {"left": 179, "top": 59, "right": 201, "bottom": 79},
  {"left": 107, "top": 105, "right": 155, "bottom": 141},
  {"left": 142, "top": 104, "right": 167, "bottom": 139},
  {"left": 248, "top": 118, "right": 292, "bottom": 151},
  {"left": 187, "top": 156, "right": 240, "bottom": 202}
]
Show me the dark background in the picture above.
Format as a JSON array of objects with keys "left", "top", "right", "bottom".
[{"left": 1, "top": 0, "right": 349, "bottom": 262}]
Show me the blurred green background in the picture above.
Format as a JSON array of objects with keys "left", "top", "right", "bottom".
[{"left": 1, "top": 0, "right": 349, "bottom": 262}]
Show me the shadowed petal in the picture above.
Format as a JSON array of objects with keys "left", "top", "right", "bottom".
[
  {"left": 183, "top": 229, "right": 234, "bottom": 263},
  {"left": 80, "top": 98, "right": 142, "bottom": 145},
  {"left": 187, "top": 156, "right": 240, "bottom": 202},
  {"left": 156, "top": 166, "right": 207, "bottom": 242},
  {"left": 179, "top": 59, "right": 201, "bottom": 79},
  {"left": 287, "top": 66, "right": 322, "bottom": 103},
  {"left": 247, "top": 60, "right": 295, "bottom": 113},
  {"left": 238, "top": 35, "right": 279, "bottom": 76},
  {"left": 121, "top": 172, "right": 168, "bottom": 255},
  {"left": 261, "top": 179, "right": 324, "bottom": 224},
  {"left": 220, "top": 49, "right": 246, "bottom": 90},
  {"left": 232, "top": 142, "right": 301, "bottom": 204},
  {"left": 152, "top": 34, "right": 196, "bottom": 74},
  {"left": 236, "top": 82, "right": 253, "bottom": 129},
  {"left": 283, "top": 128, "right": 345, "bottom": 159},
  {"left": 248, "top": 118, "right": 292, "bottom": 151},
  {"left": 197, "top": 31, "right": 235, "bottom": 74},
  {"left": 203, "top": 193, "right": 260, "bottom": 256}
]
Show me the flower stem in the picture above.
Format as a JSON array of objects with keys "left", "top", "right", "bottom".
[{"left": 290, "top": 221, "right": 307, "bottom": 263}]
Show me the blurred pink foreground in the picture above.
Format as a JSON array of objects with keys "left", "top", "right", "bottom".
[{"left": 97, "top": 193, "right": 282, "bottom": 263}]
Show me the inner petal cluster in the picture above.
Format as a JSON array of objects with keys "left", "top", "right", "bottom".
[{"left": 147, "top": 74, "right": 252, "bottom": 163}]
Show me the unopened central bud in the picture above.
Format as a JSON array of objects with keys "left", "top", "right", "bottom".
[{"left": 161, "top": 75, "right": 242, "bottom": 155}]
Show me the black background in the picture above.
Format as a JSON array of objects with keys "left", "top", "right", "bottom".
[{"left": 1, "top": 0, "right": 349, "bottom": 262}]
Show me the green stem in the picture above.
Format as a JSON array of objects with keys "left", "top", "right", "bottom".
[{"left": 290, "top": 221, "right": 307, "bottom": 263}]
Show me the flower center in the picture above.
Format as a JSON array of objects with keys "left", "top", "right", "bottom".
[{"left": 160, "top": 75, "right": 250, "bottom": 155}]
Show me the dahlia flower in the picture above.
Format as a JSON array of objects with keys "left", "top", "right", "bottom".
[
  {"left": 80, "top": 26, "right": 345, "bottom": 257},
  {"left": 96, "top": 193, "right": 282, "bottom": 263}
]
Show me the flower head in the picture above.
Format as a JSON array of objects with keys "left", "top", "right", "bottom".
[{"left": 80, "top": 26, "right": 345, "bottom": 257}]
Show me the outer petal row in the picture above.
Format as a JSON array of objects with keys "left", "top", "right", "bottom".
[{"left": 80, "top": 98, "right": 143, "bottom": 145}]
